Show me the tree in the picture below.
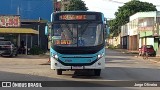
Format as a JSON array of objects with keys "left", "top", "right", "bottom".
[
  {"left": 109, "top": 0, "right": 157, "bottom": 36},
  {"left": 65, "top": 0, "right": 88, "bottom": 11}
]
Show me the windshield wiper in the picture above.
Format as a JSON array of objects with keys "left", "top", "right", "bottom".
[
  {"left": 64, "top": 23, "right": 73, "bottom": 36},
  {"left": 80, "top": 21, "right": 90, "bottom": 36}
]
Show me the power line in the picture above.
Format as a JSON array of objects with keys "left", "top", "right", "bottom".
[
  {"left": 103, "top": 0, "right": 160, "bottom": 7},
  {"left": 108, "top": 0, "right": 124, "bottom": 4},
  {"left": 103, "top": 0, "right": 124, "bottom": 4}
]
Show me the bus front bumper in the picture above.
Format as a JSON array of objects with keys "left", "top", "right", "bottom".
[{"left": 50, "top": 57, "right": 105, "bottom": 70}]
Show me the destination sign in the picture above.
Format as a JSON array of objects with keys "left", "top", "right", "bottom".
[
  {"left": 55, "top": 40, "right": 72, "bottom": 45},
  {"left": 59, "top": 15, "right": 96, "bottom": 20}
]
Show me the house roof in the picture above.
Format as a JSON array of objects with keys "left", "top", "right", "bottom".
[{"left": 0, "top": 28, "right": 39, "bottom": 34}]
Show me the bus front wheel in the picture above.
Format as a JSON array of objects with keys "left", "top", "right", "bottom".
[
  {"left": 94, "top": 69, "right": 101, "bottom": 76},
  {"left": 57, "top": 69, "right": 62, "bottom": 75}
]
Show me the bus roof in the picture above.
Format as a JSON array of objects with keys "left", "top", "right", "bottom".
[
  {"left": 52, "top": 11, "right": 104, "bottom": 22},
  {"left": 54, "top": 11, "right": 103, "bottom": 14}
]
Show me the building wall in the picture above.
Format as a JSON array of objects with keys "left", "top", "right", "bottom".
[
  {"left": 121, "top": 24, "right": 129, "bottom": 49},
  {"left": 121, "top": 24, "right": 129, "bottom": 37},
  {"left": 130, "top": 11, "right": 160, "bottom": 52},
  {"left": 128, "top": 35, "right": 138, "bottom": 50},
  {"left": 108, "top": 34, "right": 121, "bottom": 48},
  {"left": 140, "top": 31, "right": 153, "bottom": 37},
  {"left": 146, "top": 38, "right": 154, "bottom": 46},
  {"left": 154, "top": 38, "right": 159, "bottom": 52},
  {"left": 139, "top": 38, "right": 142, "bottom": 48},
  {"left": 127, "top": 20, "right": 138, "bottom": 50},
  {"left": 22, "top": 22, "right": 48, "bottom": 50}
]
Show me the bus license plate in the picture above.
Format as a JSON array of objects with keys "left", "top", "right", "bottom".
[{"left": 72, "top": 66, "right": 83, "bottom": 69}]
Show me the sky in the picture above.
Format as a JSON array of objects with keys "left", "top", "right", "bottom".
[
  {"left": 82, "top": 0, "right": 160, "bottom": 19},
  {"left": 0, "top": 0, "right": 53, "bottom": 20}
]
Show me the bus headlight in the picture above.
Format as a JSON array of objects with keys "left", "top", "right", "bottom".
[
  {"left": 53, "top": 54, "right": 58, "bottom": 60},
  {"left": 97, "top": 53, "right": 104, "bottom": 59}
]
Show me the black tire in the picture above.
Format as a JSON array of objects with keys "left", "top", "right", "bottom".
[
  {"left": 153, "top": 51, "right": 156, "bottom": 57},
  {"left": 9, "top": 54, "right": 13, "bottom": 57},
  {"left": 94, "top": 69, "right": 101, "bottom": 76},
  {"left": 15, "top": 53, "right": 18, "bottom": 56},
  {"left": 15, "top": 51, "right": 18, "bottom": 56},
  {"left": 57, "top": 69, "right": 62, "bottom": 75}
]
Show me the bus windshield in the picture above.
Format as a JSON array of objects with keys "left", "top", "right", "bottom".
[{"left": 52, "top": 23, "right": 103, "bottom": 47}]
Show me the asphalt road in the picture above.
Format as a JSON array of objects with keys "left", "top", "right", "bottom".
[{"left": 0, "top": 49, "right": 160, "bottom": 90}]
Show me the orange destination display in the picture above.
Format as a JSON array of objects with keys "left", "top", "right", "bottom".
[
  {"left": 59, "top": 14, "right": 96, "bottom": 20},
  {"left": 55, "top": 40, "right": 72, "bottom": 45}
]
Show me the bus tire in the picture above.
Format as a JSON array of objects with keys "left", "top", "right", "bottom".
[
  {"left": 57, "top": 69, "right": 62, "bottom": 75},
  {"left": 94, "top": 69, "right": 101, "bottom": 76},
  {"left": 15, "top": 53, "right": 18, "bottom": 56},
  {"left": 9, "top": 54, "right": 13, "bottom": 57}
]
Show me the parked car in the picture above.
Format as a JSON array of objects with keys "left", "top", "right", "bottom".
[
  {"left": 139, "top": 45, "right": 156, "bottom": 57},
  {"left": 0, "top": 40, "right": 18, "bottom": 57}
]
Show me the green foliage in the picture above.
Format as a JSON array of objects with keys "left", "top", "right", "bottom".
[
  {"left": 65, "top": 0, "right": 88, "bottom": 11},
  {"left": 29, "top": 46, "right": 45, "bottom": 55},
  {"left": 108, "top": 45, "right": 116, "bottom": 49},
  {"left": 109, "top": 0, "right": 157, "bottom": 37},
  {"left": 108, "top": 19, "right": 121, "bottom": 36}
]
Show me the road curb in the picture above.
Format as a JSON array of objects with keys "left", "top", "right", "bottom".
[
  {"left": 149, "top": 59, "right": 160, "bottom": 63},
  {"left": 134, "top": 55, "right": 160, "bottom": 63}
]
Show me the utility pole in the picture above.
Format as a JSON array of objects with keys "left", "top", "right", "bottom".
[
  {"left": 38, "top": 24, "right": 40, "bottom": 46},
  {"left": 38, "top": 17, "right": 41, "bottom": 47},
  {"left": 17, "top": 6, "right": 20, "bottom": 15}
]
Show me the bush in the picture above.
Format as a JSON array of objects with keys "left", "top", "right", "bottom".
[
  {"left": 116, "top": 44, "right": 121, "bottom": 49},
  {"left": 29, "top": 46, "right": 45, "bottom": 55},
  {"left": 108, "top": 45, "right": 116, "bottom": 49}
]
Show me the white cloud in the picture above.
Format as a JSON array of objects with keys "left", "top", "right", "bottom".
[{"left": 82, "top": 0, "right": 160, "bottom": 19}]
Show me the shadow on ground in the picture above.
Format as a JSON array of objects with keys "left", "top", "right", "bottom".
[{"left": 0, "top": 55, "right": 49, "bottom": 59}]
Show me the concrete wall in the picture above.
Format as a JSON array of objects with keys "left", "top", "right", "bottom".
[
  {"left": 146, "top": 38, "right": 154, "bottom": 46},
  {"left": 140, "top": 31, "right": 153, "bottom": 37},
  {"left": 129, "top": 35, "right": 138, "bottom": 50},
  {"left": 139, "top": 38, "right": 141, "bottom": 48},
  {"left": 154, "top": 38, "right": 159, "bottom": 52},
  {"left": 108, "top": 34, "right": 121, "bottom": 47}
]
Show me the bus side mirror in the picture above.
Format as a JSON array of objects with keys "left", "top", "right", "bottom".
[
  {"left": 105, "top": 26, "right": 110, "bottom": 38},
  {"left": 107, "top": 27, "right": 110, "bottom": 35},
  {"left": 45, "top": 26, "right": 49, "bottom": 35}
]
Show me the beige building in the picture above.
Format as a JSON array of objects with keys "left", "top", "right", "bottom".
[{"left": 121, "top": 11, "right": 160, "bottom": 53}]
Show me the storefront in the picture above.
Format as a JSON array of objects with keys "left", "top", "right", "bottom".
[
  {"left": 0, "top": 28, "right": 38, "bottom": 54},
  {"left": 0, "top": 15, "right": 39, "bottom": 54}
]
